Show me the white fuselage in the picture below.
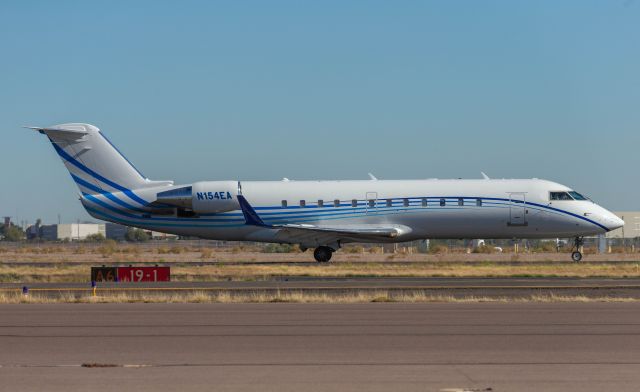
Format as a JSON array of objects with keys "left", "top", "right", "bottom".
[{"left": 82, "top": 178, "right": 623, "bottom": 247}]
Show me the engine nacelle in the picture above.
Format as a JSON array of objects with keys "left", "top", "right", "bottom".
[{"left": 191, "top": 181, "right": 240, "bottom": 213}]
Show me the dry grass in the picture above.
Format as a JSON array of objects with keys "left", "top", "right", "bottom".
[
  {"left": 2, "top": 244, "right": 640, "bottom": 283},
  {"left": 2, "top": 262, "right": 640, "bottom": 283},
  {"left": 0, "top": 289, "right": 637, "bottom": 304},
  {"left": 2, "top": 243, "right": 640, "bottom": 264}
]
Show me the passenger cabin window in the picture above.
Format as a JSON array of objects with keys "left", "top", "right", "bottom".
[
  {"left": 334, "top": 199, "right": 340, "bottom": 207},
  {"left": 352, "top": 199, "right": 358, "bottom": 207},
  {"left": 550, "top": 192, "right": 573, "bottom": 201},
  {"left": 422, "top": 198, "right": 428, "bottom": 207},
  {"left": 476, "top": 198, "right": 482, "bottom": 207},
  {"left": 368, "top": 199, "right": 375, "bottom": 208},
  {"left": 318, "top": 200, "right": 324, "bottom": 208},
  {"left": 458, "top": 198, "right": 464, "bottom": 206},
  {"left": 440, "top": 198, "right": 446, "bottom": 207},
  {"left": 386, "top": 199, "right": 392, "bottom": 207},
  {"left": 403, "top": 199, "right": 409, "bottom": 207},
  {"left": 281, "top": 200, "right": 287, "bottom": 208},
  {"left": 300, "top": 200, "right": 306, "bottom": 207}
]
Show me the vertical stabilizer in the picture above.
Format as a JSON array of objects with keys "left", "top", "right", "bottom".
[{"left": 27, "top": 123, "right": 170, "bottom": 195}]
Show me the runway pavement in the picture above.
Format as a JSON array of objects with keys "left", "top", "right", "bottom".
[
  {"left": 1, "top": 302, "right": 640, "bottom": 391},
  {"left": 4, "top": 277, "right": 640, "bottom": 298}
]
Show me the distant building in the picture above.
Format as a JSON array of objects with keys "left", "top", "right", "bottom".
[
  {"left": 40, "top": 223, "right": 106, "bottom": 241},
  {"left": 105, "top": 223, "right": 129, "bottom": 240},
  {"left": 104, "top": 223, "right": 178, "bottom": 241},
  {"left": 606, "top": 212, "right": 640, "bottom": 239}
]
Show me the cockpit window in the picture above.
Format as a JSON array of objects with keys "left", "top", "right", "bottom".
[
  {"left": 550, "top": 191, "right": 573, "bottom": 201},
  {"left": 568, "top": 191, "right": 588, "bottom": 201}
]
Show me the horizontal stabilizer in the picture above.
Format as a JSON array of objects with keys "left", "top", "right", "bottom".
[{"left": 24, "top": 125, "right": 89, "bottom": 135}]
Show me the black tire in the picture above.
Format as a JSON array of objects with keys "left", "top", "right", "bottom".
[
  {"left": 571, "top": 251, "right": 582, "bottom": 262},
  {"left": 314, "top": 246, "right": 333, "bottom": 263}
]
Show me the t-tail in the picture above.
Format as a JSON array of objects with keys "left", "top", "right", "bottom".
[{"left": 26, "top": 123, "right": 172, "bottom": 208}]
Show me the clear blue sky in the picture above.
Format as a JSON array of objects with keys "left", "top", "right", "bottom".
[{"left": 1, "top": 1, "right": 639, "bottom": 225}]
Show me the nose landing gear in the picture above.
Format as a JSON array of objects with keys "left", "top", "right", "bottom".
[
  {"left": 313, "top": 246, "right": 334, "bottom": 263},
  {"left": 571, "top": 237, "right": 584, "bottom": 262}
]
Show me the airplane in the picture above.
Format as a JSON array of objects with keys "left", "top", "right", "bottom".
[{"left": 27, "top": 123, "right": 624, "bottom": 263}]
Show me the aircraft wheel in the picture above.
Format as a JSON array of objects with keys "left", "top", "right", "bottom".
[
  {"left": 314, "top": 246, "right": 333, "bottom": 263},
  {"left": 571, "top": 251, "right": 582, "bottom": 262}
]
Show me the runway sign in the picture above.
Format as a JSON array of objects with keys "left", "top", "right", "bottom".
[
  {"left": 91, "top": 266, "right": 171, "bottom": 282},
  {"left": 91, "top": 267, "right": 117, "bottom": 282},
  {"left": 117, "top": 266, "right": 171, "bottom": 282}
]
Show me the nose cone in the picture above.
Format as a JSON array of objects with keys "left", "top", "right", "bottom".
[{"left": 604, "top": 213, "right": 624, "bottom": 232}]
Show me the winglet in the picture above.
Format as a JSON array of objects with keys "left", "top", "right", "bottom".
[
  {"left": 480, "top": 172, "right": 490, "bottom": 180},
  {"left": 237, "top": 195, "right": 268, "bottom": 227},
  {"left": 368, "top": 173, "right": 378, "bottom": 181}
]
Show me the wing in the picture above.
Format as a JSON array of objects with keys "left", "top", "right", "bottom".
[{"left": 237, "top": 195, "right": 411, "bottom": 246}]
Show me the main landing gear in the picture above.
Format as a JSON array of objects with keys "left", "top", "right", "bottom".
[
  {"left": 571, "top": 237, "right": 584, "bottom": 262},
  {"left": 313, "top": 246, "right": 334, "bottom": 263}
]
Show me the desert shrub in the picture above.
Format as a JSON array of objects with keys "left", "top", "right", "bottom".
[
  {"left": 200, "top": 248, "right": 214, "bottom": 259},
  {"left": 394, "top": 247, "right": 409, "bottom": 255},
  {"left": 471, "top": 245, "right": 495, "bottom": 254},
  {"left": 98, "top": 239, "right": 117, "bottom": 257},
  {"left": 263, "top": 243, "right": 296, "bottom": 253},
  {"left": 343, "top": 246, "right": 363, "bottom": 254},
  {"left": 531, "top": 242, "right": 557, "bottom": 253},
  {"left": 169, "top": 246, "right": 185, "bottom": 254},
  {"left": 428, "top": 244, "right": 448, "bottom": 254},
  {"left": 84, "top": 233, "right": 106, "bottom": 242},
  {"left": 120, "top": 246, "right": 141, "bottom": 255}
]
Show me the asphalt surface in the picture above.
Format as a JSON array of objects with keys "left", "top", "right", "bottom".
[
  {"left": 1, "top": 303, "right": 640, "bottom": 392},
  {"left": 4, "top": 277, "right": 640, "bottom": 298}
]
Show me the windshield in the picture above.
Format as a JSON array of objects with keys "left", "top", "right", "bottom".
[
  {"left": 568, "top": 191, "right": 588, "bottom": 201},
  {"left": 550, "top": 192, "right": 573, "bottom": 200}
]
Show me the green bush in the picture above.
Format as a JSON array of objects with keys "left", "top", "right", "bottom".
[
  {"left": 125, "top": 228, "right": 149, "bottom": 242},
  {"left": 84, "top": 233, "right": 106, "bottom": 242},
  {"left": 1, "top": 224, "right": 25, "bottom": 241}
]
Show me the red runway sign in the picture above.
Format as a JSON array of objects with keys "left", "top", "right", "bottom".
[{"left": 116, "top": 266, "right": 170, "bottom": 282}]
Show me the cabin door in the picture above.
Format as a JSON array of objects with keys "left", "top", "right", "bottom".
[
  {"left": 508, "top": 192, "right": 527, "bottom": 226},
  {"left": 365, "top": 192, "right": 378, "bottom": 214}
]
